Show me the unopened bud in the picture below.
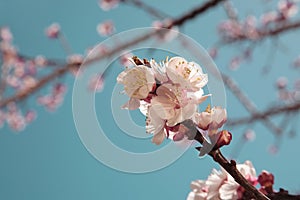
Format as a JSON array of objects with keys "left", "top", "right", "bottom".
[
  {"left": 215, "top": 130, "right": 232, "bottom": 149},
  {"left": 258, "top": 170, "right": 274, "bottom": 194}
]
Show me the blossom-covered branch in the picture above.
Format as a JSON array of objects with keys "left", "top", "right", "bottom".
[
  {"left": 115, "top": 55, "right": 300, "bottom": 199},
  {"left": 221, "top": 73, "right": 283, "bottom": 135},
  {"left": 0, "top": 0, "right": 224, "bottom": 110},
  {"left": 227, "top": 101, "right": 300, "bottom": 127}
]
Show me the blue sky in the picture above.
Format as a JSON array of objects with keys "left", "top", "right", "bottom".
[{"left": 1, "top": 0, "right": 300, "bottom": 199}]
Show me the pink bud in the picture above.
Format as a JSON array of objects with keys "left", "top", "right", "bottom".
[
  {"left": 208, "top": 48, "right": 218, "bottom": 59},
  {"left": 243, "top": 129, "right": 256, "bottom": 141},
  {"left": 276, "top": 77, "right": 288, "bottom": 89},
  {"left": 97, "top": 20, "right": 115, "bottom": 36},
  {"left": 34, "top": 55, "right": 47, "bottom": 67},
  {"left": 88, "top": 75, "right": 104, "bottom": 92},
  {"left": 0, "top": 27, "right": 13, "bottom": 42},
  {"left": 258, "top": 170, "right": 274, "bottom": 187},
  {"left": 98, "top": 0, "right": 119, "bottom": 11},
  {"left": 216, "top": 130, "right": 232, "bottom": 148},
  {"left": 120, "top": 52, "right": 133, "bottom": 66},
  {"left": 45, "top": 23, "right": 60, "bottom": 39},
  {"left": 25, "top": 110, "right": 36, "bottom": 123}
]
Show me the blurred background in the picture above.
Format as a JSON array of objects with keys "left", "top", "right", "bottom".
[{"left": 0, "top": 0, "right": 300, "bottom": 199}]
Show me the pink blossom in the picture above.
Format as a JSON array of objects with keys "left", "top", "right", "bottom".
[
  {"left": 243, "top": 129, "right": 256, "bottom": 141},
  {"left": 117, "top": 56, "right": 211, "bottom": 145},
  {"left": 117, "top": 65, "right": 155, "bottom": 100},
  {"left": 34, "top": 55, "right": 47, "bottom": 67},
  {"left": 260, "top": 11, "right": 279, "bottom": 25},
  {"left": 0, "top": 27, "right": 13, "bottom": 42},
  {"left": 98, "top": 0, "right": 119, "bottom": 11},
  {"left": 150, "top": 58, "right": 168, "bottom": 83},
  {"left": 88, "top": 74, "right": 104, "bottom": 92},
  {"left": 208, "top": 48, "right": 218, "bottom": 59},
  {"left": 244, "top": 15, "right": 259, "bottom": 40},
  {"left": 25, "top": 110, "right": 36, "bottom": 123},
  {"left": 67, "top": 54, "right": 83, "bottom": 65},
  {"left": 45, "top": 23, "right": 60, "bottom": 39},
  {"left": 150, "top": 84, "right": 200, "bottom": 127},
  {"left": 6, "top": 113, "right": 26, "bottom": 131},
  {"left": 187, "top": 161, "right": 258, "bottom": 200},
  {"left": 206, "top": 168, "right": 227, "bottom": 199},
  {"left": 219, "top": 161, "right": 257, "bottom": 200},
  {"left": 258, "top": 170, "right": 274, "bottom": 188},
  {"left": 5, "top": 104, "right": 27, "bottom": 131},
  {"left": 216, "top": 130, "right": 232, "bottom": 148},
  {"left": 37, "top": 83, "right": 67, "bottom": 112},
  {"left": 187, "top": 180, "right": 208, "bottom": 200},
  {"left": 119, "top": 52, "right": 133, "bottom": 67},
  {"left": 21, "top": 76, "right": 37, "bottom": 90},
  {"left": 229, "top": 57, "right": 241, "bottom": 71},
  {"left": 278, "top": 0, "right": 298, "bottom": 19},
  {"left": 97, "top": 20, "right": 115, "bottom": 36},
  {"left": 6, "top": 75, "right": 20, "bottom": 88},
  {"left": 218, "top": 20, "right": 242, "bottom": 41},
  {"left": 146, "top": 106, "right": 166, "bottom": 145},
  {"left": 166, "top": 56, "right": 208, "bottom": 92},
  {"left": 152, "top": 20, "right": 178, "bottom": 42},
  {"left": 276, "top": 76, "right": 288, "bottom": 89},
  {"left": 0, "top": 42, "right": 17, "bottom": 64},
  {"left": 194, "top": 106, "right": 227, "bottom": 134}
]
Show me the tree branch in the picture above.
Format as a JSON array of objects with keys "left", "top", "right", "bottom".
[
  {"left": 0, "top": 0, "right": 225, "bottom": 108},
  {"left": 224, "top": 20, "right": 300, "bottom": 44},
  {"left": 194, "top": 130, "right": 269, "bottom": 200},
  {"left": 227, "top": 101, "right": 300, "bottom": 127}
]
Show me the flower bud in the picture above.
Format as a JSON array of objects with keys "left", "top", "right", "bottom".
[{"left": 215, "top": 130, "right": 232, "bottom": 149}]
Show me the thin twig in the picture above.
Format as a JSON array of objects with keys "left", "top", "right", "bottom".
[
  {"left": 221, "top": 73, "right": 283, "bottom": 135},
  {"left": 227, "top": 101, "right": 300, "bottom": 126},
  {"left": 121, "top": 0, "right": 170, "bottom": 19},
  {"left": 224, "top": 20, "right": 300, "bottom": 44}
]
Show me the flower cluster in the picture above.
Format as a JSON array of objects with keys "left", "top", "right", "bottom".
[
  {"left": 117, "top": 56, "right": 228, "bottom": 145},
  {"left": 37, "top": 83, "right": 67, "bottom": 112},
  {"left": 0, "top": 102, "right": 36, "bottom": 131},
  {"left": 218, "top": 0, "right": 298, "bottom": 43},
  {"left": 187, "top": 161, "right": 275, "bottom": 200},
  {"left": 0, "top": 27, "right": 72, "bottom": 131}
]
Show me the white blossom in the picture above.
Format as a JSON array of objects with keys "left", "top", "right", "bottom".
[{"left": 166, "top": 57, "right": 208, "bottom": 91}]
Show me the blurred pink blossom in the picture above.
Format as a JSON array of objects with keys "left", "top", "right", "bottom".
[
  {"left": 37, "top": 83, "right": 67, "bottom": 112},
  {"left": 187, "top": 161, "right": 258, "bottom": 200},
  {"left": 119, "top": 52, "right": 133, "bottom": 66},
  {"left": 152, "top": 20, "right": 178, "bottom": 42},
  {"left": 278, "top": 0, "right": 298, "bottom": 19},
  {"left": 34, "top": 55, "right": 47, "bottom": 67},
  {"left": 45, "top": 23, "right": 60, "bottom": 39},
  {"left": 88, "top": 74, "right": 104, "bottom": 92},
  {"left": 25, "top": 110, "right": 36, "bottom": 123},
  {"left": 208, "top": 48, "right": 218, "bottom": 59},
  {"left": 98, "top": 0, "right": 119, "bottom": 11},
  {"left": 229, "top": 57, "right": 241, "bottom": 70},
  {"left": 243, "top": 129, "right": 256, "bottom": 141},
  {"left": 0, "top": 27, "right": 13, "bottom": 42},
  {"left": 260, "top": 11, "right": 278, "bottom": 25},
  {"left": 97, "top": 20, "right": 115, "bottom": 36},
  {"left": 276, "top": 76, "right": 288, "bottom": 89}
]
